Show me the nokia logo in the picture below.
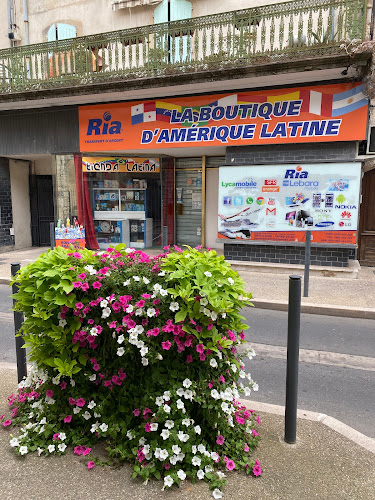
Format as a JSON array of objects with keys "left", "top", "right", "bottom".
[{"left": 87, "top": 112, "right": 122, "bottom": 136}]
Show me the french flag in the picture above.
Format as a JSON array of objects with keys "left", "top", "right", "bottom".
[{"left": 300, "top": 90, "right": 333, "bottom": 117}]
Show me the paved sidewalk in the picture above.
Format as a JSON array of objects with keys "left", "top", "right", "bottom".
[
  {"left": 0, "top": 246, "right": 374, "bottom": 319},
  {"left": 0, "top": 365, "right": 374, "bottom": 500}
]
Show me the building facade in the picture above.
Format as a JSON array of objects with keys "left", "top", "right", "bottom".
[{"left": 0, "top": 0, "right": 374, "bottom": 265}]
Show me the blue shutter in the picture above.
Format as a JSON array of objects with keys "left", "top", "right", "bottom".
[
  {"left": 154, "top": 0, "right": 168, "bottom": 23},
  {"left": 57, "top": 23, "right": 77, "bottom": 40},
  {"left": 170, "top": 0, "right": 192, "bottom": 62},
  {"left": 47, "top": 24, "right": 57, "bottom": 42}
]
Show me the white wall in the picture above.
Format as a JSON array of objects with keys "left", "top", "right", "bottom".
[
  {"left": 205, "top": 167, "right": 223, "bottom": 250},
  {"left": 9, "top": 160, "right": 32, "bottom": 249}
]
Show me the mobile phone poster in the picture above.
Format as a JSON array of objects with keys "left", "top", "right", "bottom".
[{"left": 218, "top": 163, "right": 361, "bottom": 245}]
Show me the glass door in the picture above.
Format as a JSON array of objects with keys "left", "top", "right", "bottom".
[{"left": 175, "top": 168, "right": 202, "bottom": 248}]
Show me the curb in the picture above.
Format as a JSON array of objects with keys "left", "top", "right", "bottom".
[
  {"left": 240, "top": 399, "right": 375, "bottom": 455},
  {"left": 251, "top": 299, "right": 375, "bottom": 320}
]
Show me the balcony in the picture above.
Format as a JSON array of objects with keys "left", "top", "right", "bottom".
[{"left": 0, "top": 0, "right": 369, "bottom": 100}]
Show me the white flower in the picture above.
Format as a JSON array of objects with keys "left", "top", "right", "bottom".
[
  {"left": 83, "top": 411, "right": 91, "bottom": 420},
  {"left": 210, "top": 358, "right": 218, "bottom": 368},
  {"left": 139, "top": 437, "right": 146, "bottom": 446},
  {"left": 172, "top": 445, "right": 181, "bottom": 455},
  {"left": 231, "top": 363, "right": 237, "bottom": 373},
  {"left": 101, "top": 307, "right": 111, "bottom": 318},
  {"left": 177, "top": 470, "right": 186, "bottom": 481},
  {"left": 19, "top": 446, "right": 28, "bottom": 455},
  {"left": 90, "top": 327, "right": 98, "bottom": 337},
  {"left": 239, "top": 370, "right": 246, "bottom": 379},
  {"left": 59, "top": 319, "right": 67, "bottom": 328},
  {"left": 37, "top": 447, "right": 43, "bottom": 456},
  {"left": 146, "top": 307, "right": 156, "bottom": 317},
  {"left": 100, "top": 300, "right": 108, "bottom": 308},
  {"left": 191, "top": 445, "right": 197, "bottom": 454},
  {"left": 161, "top": 429, "right": 170, "bottom": 440},
  {"left": 228, "top": 277, "right": 234, "bottom": 285},
  {"left": 222, "top": 312, "right": 227, "bottom": 319},
  {"left": 73, "top": 407, "right": 81, "bottom": 414},
  {"left": 88, "top": 400, "right": 96, "bottom": 409},
  {"left": 211, "top": 452, "right": 219, "bottom": 461},
  {"left": 126, "top": 430, "right": 134, "bottom": 439},
  {"left": 165, "top": 420, "right": 174, "bottom": 429},
  {"left": 123, "top": 279, "right": 130, "bottom": 286},
  {"left": 211, "top": 311, "right": 218, "bottom": 321},
  {"left": 159, "top": 449, "right": 169, "bottom": 460},
  {"left": 94, "top": 412, "right": 101, "bottom": 418},
  {"left": 212, "top": 488, "right": 223, "bottom": 499},
  {"left": 204, "top": 271, "right": 212, "bottom": 277},
  {"left": 52, "top": 375, "right": 60, "bottom": 385},
  {"left": 170, "top": 455, "right": 178, "bottom": 465},
  {"left": 126, "top": 305, "right": 133, "bottom": 313},
  {"left": 142, "top": 444, "right": 150, "bottom": 454},
  {"left": 163, "top": 404, "right": 171, "bottom": 413},
  {"left": 117, "top": 347, "right": 125, "bottom": 357},
  {"left": 211, "top": 389, "right": 220, "bottom": 399},
  {"left": 135, "top": 308, "right": 143, "bottom": 316},
  {"left": 150, "top": 423, "right": 158, "bottom": 431},
  {"left": 90, "top": 422, "right": 99, "bottom": 433},
  {"left": 141, "top": 357, "right": 149, "bottom": 366},
  {"left": 58, "top": 443, "right": 67, "bottom": 453},
  {"left": 182, "top": 378, "right": 192, "bottom": 388},
  {"left": 184, "top": 389, "right": 193, "bottom": 400},
  {"left": 164, "top": 475, "right": 173, "bottom": 487},
  {"left": 192, "top": 456, "right": 201, "bottom": 467},
  {"left": 158, "top": 270, "right": 166, "bottom": 277},
  {"left": 117, "top": 335, "right": 125, "bottom": 344},
  {"left": 99, "top": 423, "right": 108, "bottom": 432},
  {"left": 9, "top": 437, "right": 19, "bottom": 447},
  {"left": 85, "top": 265, "right": 97, "bottom": 275},
  {"left": 176, "top": 388, "right": 185, "bottom": 397},
  {"left": 205, "top": 465, "right": 213, "bottom": 473},
  {"left": 197, "top": 469, "right": 205, "bottom": 480},
  {"left": 160, "top": 289, "right": 168, "bottom": 296},
  {"left": 89, "top": 374, "right": 96, "bottom": 381},
  {"left": 198, "top": 444, "right": 206, "bottom": 454},
  {"left": 46, "top": 398, "right": 55, "bottom": 405},
  {"left": 217, "top": 471, "right": 226, "bottom": 479},
  {"left": 155, "top": 396, "right": 164, "bottom": 407},
  {"left": 194, "top": 425, "right": 201, "bottom": 435},
  {"left": 221, "top": 402, "right": 229, "bottom": 413},
  {"left": 48, "top": 444, "right": 55, "bottom": 453},
  {"left": 169, "top": 302, "right": 179, "bottom": 312},
  {"left": 143, "top": 277, "right": 150, "bottom": 284},
  {"left": 163, "top": 391, "right": 171, "bottom": 401},
  {"left": 200, "top": 298, "right": 208, "bottom": 306},
  {"left": 59, "top": 432, "right": 66, "bottom": 441},
  {"left": 176, "top": 399, "right": 185, "bottom": 410},
  {"left": 133, "top": 276, "right": 140, "bottom": 281},
  {"left": 182, "top": 418, "right": 191, "bottom": 427}
]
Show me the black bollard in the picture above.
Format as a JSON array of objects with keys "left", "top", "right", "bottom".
[
  {"left": 303, "top": 230, "right": 311, "bottom": 297},
  {"left": 284, "top": 275, "right": 301, "bottom": 444},
  {"left": 11, "top": 263, "right": 27, "bottom": 383},
  {"left": 50, "top": 222, "right": 55, "bottom": 249}
]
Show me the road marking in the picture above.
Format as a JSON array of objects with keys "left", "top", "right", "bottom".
[
  {"left": 0, "top": 311, "right": 13, "bottom": 322},
  {"left": 241, "top": 342, "right": 375, "bottom": 372}
]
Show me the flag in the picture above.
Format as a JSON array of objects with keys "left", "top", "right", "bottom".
[
  {"left": 331, "top": 84, "right": 368, "bottom": 117},
  {"left": 300, "top": 90, "right": 333, "bottom": 116},
  {"left": 155, "top": 101, "right": 182, "bottom": 123},
  {"left": 131, "top": 101, "right": 156, "bottom": 125}
]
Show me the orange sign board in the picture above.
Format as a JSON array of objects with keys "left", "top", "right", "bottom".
[
  {"left": 218, "top": 231, "right": 357, "bottom": 244},
  {"left": 79, "top": 83, "right": 368, "bottom": 152},
  {"left": 55, "top": 239, "right": 86, "bottom": 250}
]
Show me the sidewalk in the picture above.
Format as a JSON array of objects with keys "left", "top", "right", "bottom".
[
  {"left": 0, "top": 365, "right": 374, "bottom": 500},
  {"left": 1, "top": 246, "right": 374, "bottom": 319}
]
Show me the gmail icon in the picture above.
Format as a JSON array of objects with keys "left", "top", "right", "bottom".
[{"left": 266, "top": 207, "right": 276, "bottom": 215}]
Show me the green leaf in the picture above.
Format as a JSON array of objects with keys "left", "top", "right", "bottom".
[{"left": 175, "top": 309, "right": 187, "bottom": 323}]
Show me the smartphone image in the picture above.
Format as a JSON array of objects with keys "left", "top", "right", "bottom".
[
  {"left": 325, "top": 193, "right": 333, "bottom": 208},
  {"left": 313, "top": 193, "right": 321, "bottom": 208}
]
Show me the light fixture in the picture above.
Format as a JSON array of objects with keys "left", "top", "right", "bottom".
[{"left": 341, "top": 66, "right": 349, "bottom": 76}]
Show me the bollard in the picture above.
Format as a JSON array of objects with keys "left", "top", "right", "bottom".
[
  {"left": 303, "top": 230, "right": 311, "bottom": 297},
  {"left": 50, "top": 222, "right": 55, "bottom": 250},
  {"left": 11, "top": 263, "right": 27, "bottom": 384},
  {"left": 284, "top": 275, "right": 301, "bottom": 444}
]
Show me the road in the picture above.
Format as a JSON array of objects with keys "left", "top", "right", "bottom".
[{"left": 0, "top": 285, "right": 374, "bottom": 437}]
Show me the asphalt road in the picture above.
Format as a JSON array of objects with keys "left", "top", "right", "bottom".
[{"left": 0, "top": 285, "right": 374, "bottom": 437}]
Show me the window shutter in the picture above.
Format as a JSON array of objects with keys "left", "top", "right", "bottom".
[
  {"left": 170, "top": 0, "right": 192, "bottom": 21},
  {"left": 57, "top": 23, "right": 77, "bottom": 40},
  {"left": 154, "top": 0, "right": 168, "bottom": 23},
  {"left": 47, "top": 24, "right": 57, "bottom": 42}
]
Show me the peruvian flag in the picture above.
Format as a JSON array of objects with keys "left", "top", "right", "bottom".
[{"left": 300, "top": 90, "right": 333, "bottom": 117}]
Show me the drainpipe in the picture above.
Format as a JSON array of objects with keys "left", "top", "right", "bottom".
[
  {"left": 7, "top": 0, "right": 13, "bottom": 47},
  {"left": 23, "top": 0, "right": 29, "bottom": 45}
]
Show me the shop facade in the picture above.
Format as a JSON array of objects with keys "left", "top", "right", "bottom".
[{"left": 0, "top": 80, "right": 372, "bottom": 266}]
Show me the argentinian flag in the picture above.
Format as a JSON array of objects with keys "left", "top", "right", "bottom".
[{"left": 332, "top": 84, "right": 368, "bottom": 117}]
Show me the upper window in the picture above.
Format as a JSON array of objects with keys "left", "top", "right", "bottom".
[
  {"left": 46, "top": 23, "right": 77, "bottom": 42},
  {"left": 154, "top": 0, "right": 192, "bottom": 23}
]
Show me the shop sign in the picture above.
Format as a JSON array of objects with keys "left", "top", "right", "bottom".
[
  {"left": 218, "top": 163, "right": 361, "bottom": 245},
  {"left": 82, "top": 157, "right": 160, "bottom": 173},
  {"left": 79, "top": 83, "right": 368, "bottom": 152}
]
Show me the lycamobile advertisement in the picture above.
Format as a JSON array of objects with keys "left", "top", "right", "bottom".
[{"left": 218, "top": 163, "right": 361, "bottom": 245}]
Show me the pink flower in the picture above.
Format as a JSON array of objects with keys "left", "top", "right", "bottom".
[
  {"left": 244, "top": 443, "right": 249, "bottom": 452},
  {"left": 0, "top": 414, "right": 4, "bottom": 420},
  {"left": 74, "top": 446, "right": 83, "bottom": 455},
  {"left": 60, "top": 381, "right": 67, "bottom": 390},
  {"left": 133, "top": 408, "right": 140, "bottom": 417},
  {"left": 163, "top": 463, "right": 170, "bottom": 470},
  {"left": 219, "top": 375, "right": 225, "bottom": 384},
  {"left": 186, "top": 355, "right": 193, "bottom": 363},
  {"left": 46, "top": 390, "right": 53, "bottom": 398},
  {"left": 252, "top": 429, "right": 260, "bottom": 437},
  {"left": 135, "top": 300, "right": 145, "bottom": 308},
  {"left": 240, "top": 332, "right": 245, "bottom": 340},
  {"left": 162, "top": 341, "right": 172, "bottom": 350},
  {"left": 78, "top": 273, "right": 86, "bottom": 279},
  {"left": 76, "top": 398, "right": 85, "bottom": 407},
  {"left": 216, "top": 435, "right": 225, "bottom": 445},
  {"left": 64, "top": 415, "right": 72, "bottom": 423},
  {"left": 199, "top": 353, "right": 206, "bottom": 361},
  {"left": 256, "top": 416, "right": 261, "bottom": 426},
  {"left": 73, "top": 282, "right": 82, "bottom": 289},
  {"left": 2, "top": 420, "right": 12, "bottom": 427},
  {"left": 253, "top": 464, "right": 262, "bottom": 476},
  {"left": 93, "top": 363, "right": 100, "bottom": 371},
  {"left": 72, "top": 252, "right": 82, "bottom": 259},
  {"left": 68, "top": 397, "right": 76, "bottom": 406},
  {"left": 82, "top": 447, "right": 92, "bottom": 456},
  {"left": 145, "top": 423, "right": 151, "bottom": 432},
  {"left": 53, "top": 433, "right": 60, "bottom": 441},
  {"left": 75, "top": 302, "right": 84, "bottom": 310},
  {"left": 207, "top": 323, "right": 213, "bottom": 330},
  {"left": 142, "top": 294, "right": 151, "bottom": 299},
  {"left": 92, "top": 281, "right": 102, "bottom": 289},
  {"left": 81, "top": 283, "right": 89, "bottom": 292},
  {"left": 87, "top": 461, "right": 95, "bottom": 469},
  {"left": 196, "top": 344, "right": 204, "bottom": 354},
  {"left": 226, "top": 460, "right": 235, "bottom": 471}
]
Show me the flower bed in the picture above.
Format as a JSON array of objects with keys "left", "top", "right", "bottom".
[{"left": 3, "top": 245, "right": 261, "bottom": 498}]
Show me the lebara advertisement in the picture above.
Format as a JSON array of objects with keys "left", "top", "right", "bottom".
[{"left": 218, "top": 163, "right": 361, "bottom": 245}]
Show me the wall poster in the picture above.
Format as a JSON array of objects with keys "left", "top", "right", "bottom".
[{"left": 218, "top": 163, "right": 361, "bottom": 245}]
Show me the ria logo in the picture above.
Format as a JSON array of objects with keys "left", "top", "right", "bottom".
[
  {"left": 284, "top": 166, "right": 308, "bottom": 179},
  {"left": 87, "top": 112, "right": 122, "bottom": 135},
  {"left": 283, "top": 166, "right": 318, "bottom": 188}
]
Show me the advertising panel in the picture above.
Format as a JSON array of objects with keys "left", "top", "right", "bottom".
[
  {"left": 82, "top": 157, "right": 160, "bottom": 173},
  {"left": 79, "top": 83, "right": 368, "bottom": 152},
  {"left": 218, "top": 163, "right": 361, "bottom": 245}
]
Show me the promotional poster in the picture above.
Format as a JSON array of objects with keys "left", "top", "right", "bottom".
[{"left": 218, "top": 163, "right": 361, "bottom": 245}]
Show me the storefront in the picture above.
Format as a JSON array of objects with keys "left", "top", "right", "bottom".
[{"left": 75, "top": 81, "right": 368, "bottom": 264}]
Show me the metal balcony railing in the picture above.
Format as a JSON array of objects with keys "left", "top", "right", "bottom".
[{"left": 0, "top": 0, "right": 367, "bottom": 94}]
